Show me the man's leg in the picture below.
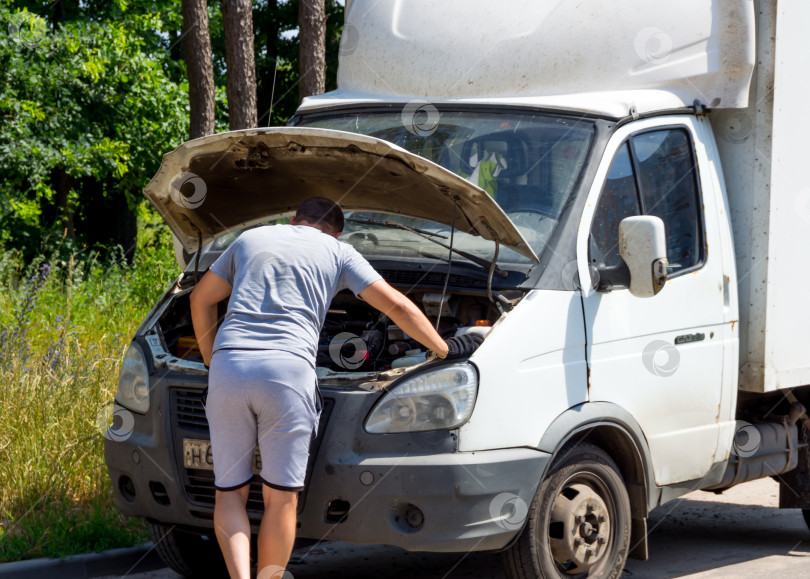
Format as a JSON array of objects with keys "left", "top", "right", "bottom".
[
  {"left": 256, "top": 486, "right": 298, "bottom": 577},
  {"left": 214, "top": 484, "right": 251, "bottom": 579}
]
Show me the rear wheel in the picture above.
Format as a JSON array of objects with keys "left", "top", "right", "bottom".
[
  {"left": 502, "top": 442, "right": 631, "bottom": 578},
  {"left": 148, "top": 520, "right": 229, "bottom": 578}
]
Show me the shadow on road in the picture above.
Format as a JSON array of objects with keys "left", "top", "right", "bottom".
[
  {"left": 106, "top": 481, "right": 810, "bottom": 578},
  {"left": 623, "top": 494, "right": 810, "bottom": 577},
  {"left": 287, "top": 496, "right": 810, "bottom": 578}
]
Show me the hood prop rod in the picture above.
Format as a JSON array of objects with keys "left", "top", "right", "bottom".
[
  {"left": 435, "top": 202, "right": 457, "bottom": 331},
  {"left": 487, "top": 240, "right": 512, "bottom": 313},
  {"left": 194, "top": 228, "right": 202, "bottom": 283},
  {"left": 488, "top": 240, "right": 500, "bottom": 310}
]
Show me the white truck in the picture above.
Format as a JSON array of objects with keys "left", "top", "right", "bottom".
[{"left": 105, "top": 0, "right": 810, "bottom": 577}]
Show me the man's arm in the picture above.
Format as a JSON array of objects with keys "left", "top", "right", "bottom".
[
  {"left": 190, "top": 271, "right": 233, "bottom": 366},
  {"left": 358, "top": 280, "right": 450, "bottom": 358}
]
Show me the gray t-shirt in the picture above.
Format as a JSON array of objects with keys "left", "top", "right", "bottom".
[{"left": 209, "top": 224, "right": 382, "bottom": 365}]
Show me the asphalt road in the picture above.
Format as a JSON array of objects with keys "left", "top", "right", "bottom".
[{"left": 103, "top": 478, "right": 810, "bottom": 578}]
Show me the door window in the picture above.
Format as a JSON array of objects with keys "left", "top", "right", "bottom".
[
  {"left": 590, "top": 127, "right": 704, "bottom": 289},
  {"left": 590, "top": 143, "right": 642, "bottom": 273},
  {"left": 633, "top": 130, "right": 703, "bottom": 274}
]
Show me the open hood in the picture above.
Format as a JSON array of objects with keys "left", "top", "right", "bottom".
[{"left": 144, "top": 127, "right": 539, "bottom": 262}]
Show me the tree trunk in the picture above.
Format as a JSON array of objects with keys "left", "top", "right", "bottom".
[
  {"left": 53, "top": 0, "right": 64, "bottom": 29},
  {"left": 298, "top": 0, "right": 326, "bottom": 102},
  {"left": 56, "top": 169, "right": 74, "bottom": 241},
  {"left": 182, "top": 0, "right": 216, "bottom": 139},
  {"left": 221, "top": 0, "right": 258, "bottom": 130},
  {"left": 266, "top": 0, "right": 279, "bottom": 59}
]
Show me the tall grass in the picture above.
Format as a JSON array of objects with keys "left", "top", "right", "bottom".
[{"left": 0, "top": 210, "right": 179, "bottom": 562}]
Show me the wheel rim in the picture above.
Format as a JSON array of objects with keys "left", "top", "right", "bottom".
[{"left": 548, "top": 475, "right": 614, "bottom": 575}]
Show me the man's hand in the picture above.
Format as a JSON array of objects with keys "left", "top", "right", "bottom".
[
  {"left": 190, "top": 270, "right": 232, "bottom": 366},
  {"left": 444, "top": 334, "right": 484, "bottom": 360}
]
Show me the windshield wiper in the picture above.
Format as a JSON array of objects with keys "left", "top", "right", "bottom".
[
  {"left": 346, "top": 217, "right": 447, "bottom": 239},
  {"left": 345, "top": 217, "right": 508, "bottom": 278}
]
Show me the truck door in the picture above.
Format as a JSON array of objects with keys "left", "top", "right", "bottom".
[{"left": 580, "top": 117, "right": 729, "bottom": 486}]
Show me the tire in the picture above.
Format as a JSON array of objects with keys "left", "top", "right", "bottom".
[
  {"left": 502, "top": 442, "right": 632, "bottom": 579},
  {"left": 148, "top": 520, "right": 229, "bottom": 578}
]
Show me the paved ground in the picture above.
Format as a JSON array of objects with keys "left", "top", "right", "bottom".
[{"left": 101, "top": 478, "right": 810, "bottom": 578}]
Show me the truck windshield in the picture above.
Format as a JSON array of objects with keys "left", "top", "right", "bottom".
[{"left": 296, "top": 109, "right": 595, "bottom": 265}]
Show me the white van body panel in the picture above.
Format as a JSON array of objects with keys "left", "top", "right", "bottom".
[
  {"left": 459, "top": 290, "right": 587, "bottom": 452},
  {"left": 301, "top": 89, "right": 712, "bottom": 119},
  {"left": 713, "top": 0, "right": 810, "bottom": 392},
  {"left": 578, "top": 116, "right": 736, "bottom": 485},
  {"left": 337, "top": 0, "right": 754, "bottom": 109}
]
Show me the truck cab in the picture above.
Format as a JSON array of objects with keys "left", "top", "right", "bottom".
[{"left": 104, "top": 1, "right": 810, "bottom": 577}]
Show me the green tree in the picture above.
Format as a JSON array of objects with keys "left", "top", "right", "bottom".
[
  {"left": 0, "top": 8, "right": 190, "bottom": 260},
  {"left": 254, "top": 0, "right": 343, "bottom": 126},
  {"left": 0, "top": 0, "right": 344, "bottom": 260}
]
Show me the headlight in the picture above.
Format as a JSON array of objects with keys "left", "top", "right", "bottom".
[
  {"left": 116, "top": 342, "right": 150, "bottom": 413},
  {"left": 365, "top": 363, "right": 478, "bottom": 434}
]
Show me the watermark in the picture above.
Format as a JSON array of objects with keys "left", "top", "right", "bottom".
[
  {"left": 169, "top": 172, "right": 207, "bottom": 209},
  {"left": 731, "top": 420, "right": 761, "bottom": 458},
  {"left": 489, "top": 492, "right": 529, "bottom": 531},
  {"left": 716, "top": 110, "right": 753, "bottom": 145},
  {"left": 561, "top": 260, "right": 600, "bottom": 291},
  {"left": 401, "top": 101, "right": 440, "bottom": 137},
  {"left": 340, "top": 23, "right": 359, "bottom": 56},
  {"left": 8, "top": 11, "right": 48, "bottom": 48},
  {"left": 634, "top": 27, "right": 673, "bottom": 64},
  {"left": 257, "top": 565, "right": 294, "bottom": 579},
  {"left": 794, "top": 188, "right": 810, "bottom": 225},
  {"left": 328, "top": 331, "right": 369, "bottom": 370},
  {"left": 641, "top": 340, "right": 680, "bottom": 377},
  {"left": 96, "top": 403, "right": 135, "bottom": 442},
  {"left": 254, "top": 252, "right": 288, "bottom": 286}
]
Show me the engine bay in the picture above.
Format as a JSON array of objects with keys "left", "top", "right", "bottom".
[
  {"left": 316, "top": 289, "right": 502, "bottom": 372},
  {"left": 157, "top": 285, "right": 515, "bottom": 372}
]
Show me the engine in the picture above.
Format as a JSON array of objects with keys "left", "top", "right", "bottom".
[{"left": 157, "top": 284, "right": 510, "bottom": 372}]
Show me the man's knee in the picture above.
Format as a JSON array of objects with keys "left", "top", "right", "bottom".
[
  {"left": 262, "top": 485, "right": 297, "bottom": 510},
  {"left": 215, "top": 484, "right": 251, "bottom": 506}
]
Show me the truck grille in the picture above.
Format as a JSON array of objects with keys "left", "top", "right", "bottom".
[
  {"left": 170, "top": 387, "right": 333, "bottom": 515},
  {"left": 175, "top": 389, "right": 208, "bottom": 430},
  {"left": 185, "top": 469, "right": 266, "bottom": 512}
]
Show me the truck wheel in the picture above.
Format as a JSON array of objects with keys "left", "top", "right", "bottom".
[
  {"left": 148, "top": 520, "right": 229, "bottom": 578},
  {"left": 502, "top": 442, "right": 631, "bottom": 579}
]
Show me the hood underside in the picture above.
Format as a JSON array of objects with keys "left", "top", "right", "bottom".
[{"left": 144, "top": 127, "right": 539, "bottom": 262}]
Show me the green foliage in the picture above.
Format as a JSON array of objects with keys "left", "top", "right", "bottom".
[
  {"left": 0, "top": 5, "right": 189, "bottom": 258},
  {"left": 0, "top": 216, "right": 178, "bottom": 562},
  {"left": 0, "top": 1, "right": 346, "bottom": 559},
  {"left": 0, "top": 0, "right": 343, "bottom": 260}
]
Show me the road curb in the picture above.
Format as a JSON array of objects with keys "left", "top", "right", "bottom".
[{"left": 0, "top": 542, "right": 165, "bottom": 579}]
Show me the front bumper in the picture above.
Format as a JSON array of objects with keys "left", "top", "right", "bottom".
[
  {"left": 299, "top": 445, "right": 549, "bottom": 552},
  {"left": 105, "top": 369, "right": 550, "bottom": 552}
]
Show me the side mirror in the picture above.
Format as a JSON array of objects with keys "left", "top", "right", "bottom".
[{"left": 619, "top": 216, "right": 668, "bottom": 297}]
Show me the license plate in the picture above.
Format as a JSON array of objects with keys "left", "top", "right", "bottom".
[{"left": 183, "top": 439, "right": 262, "bottom": 473}]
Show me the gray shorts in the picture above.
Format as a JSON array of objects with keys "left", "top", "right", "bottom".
[{"left": 205, "top": 349, "right": 321, "bottom": 492}]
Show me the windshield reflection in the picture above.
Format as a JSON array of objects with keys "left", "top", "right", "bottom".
[{"left": 298, "top": 109, "right": 595, "bottom": 263}]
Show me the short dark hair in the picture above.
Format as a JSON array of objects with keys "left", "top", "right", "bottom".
[{"left": 295, "top": 197, "right": 344, "bottom": 234}]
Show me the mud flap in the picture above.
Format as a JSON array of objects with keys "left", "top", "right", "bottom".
[{"left": 628, "top": 517, "right": 648, "bottom": 561}]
